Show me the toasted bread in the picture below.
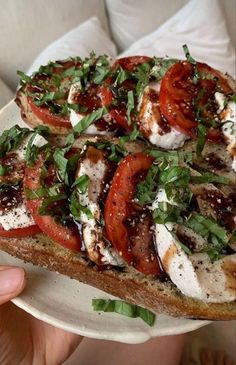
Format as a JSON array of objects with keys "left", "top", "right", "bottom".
[{"left": 0, "top": 233, "right": 235, "bottom": 320}]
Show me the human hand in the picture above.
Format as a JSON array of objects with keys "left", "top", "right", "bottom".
[{"left": 0, "top": 265, "right": 83, "bottom": 365}]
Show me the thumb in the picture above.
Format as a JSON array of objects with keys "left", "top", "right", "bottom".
[{"left": 0, "top": 266, "right": 26, "bottom": 305}]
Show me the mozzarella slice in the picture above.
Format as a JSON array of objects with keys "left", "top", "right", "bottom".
[
  {"left": 0, "top": 202, "right": 35, "bottom": 231},
  {"left": 70, "top": 109, "right": 112, "bottom": 135},
  {"left": 77, "top": 153, "right": 123, "bottom": 266},
  {"left": 215, "top": 92, "right": 236, "bottom": 172},
  {"left": 152, "top": 188, "right": 236, "bottom": 303},
  {"left": 138, "top": 83, "right": 188, "bottom": 149}
]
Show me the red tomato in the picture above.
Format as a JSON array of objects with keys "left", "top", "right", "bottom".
[
  {"left": 0, "top": 225, "right": 41, "bottom": 238},
  {"left": 23, "top": 155, "right": 81, "bottom": 252},
  {"left": 104, "top": 153, "right": 161, "bottom": 276},
  {"left": 28, "top": 98, "right": 71, "bottom": 128},
  {"left": 26, "top": 59, "right": 81, "bottom": 129},
  {"left": 101, "top": 56, "right": 151, "bottom": 130},
  {"left": 159, "top": 61, "right": 234, "bottom": 139}
]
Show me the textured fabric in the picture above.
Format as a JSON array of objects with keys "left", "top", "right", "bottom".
[
  {"left": 0, "top": 0, "right": 110, "bottom": 90},
  {"left": 106, "top": 0, "right": 236, "bottom": 53},
  {"left": 119, "top": 0, "right": 236, "bottom": 77},
  {"left": 0, "top": 78, "right": 14, "bottom": 109},
  {"left": 27, "top": 17, "right": 117, "bottom": 75}
]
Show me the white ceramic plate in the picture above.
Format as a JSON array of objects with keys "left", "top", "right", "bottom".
[{"left": 0, "top": 101, "right": 209, "bottom": 343}]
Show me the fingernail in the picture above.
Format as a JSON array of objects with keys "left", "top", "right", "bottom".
[{"left": 0, "top": 268, "right": 25, "bottom": 295}]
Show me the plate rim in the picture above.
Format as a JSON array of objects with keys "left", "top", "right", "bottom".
[{"left": 1, "top": 100, "right": 210, "bottom": 343}]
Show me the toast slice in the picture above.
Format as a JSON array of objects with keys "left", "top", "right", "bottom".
[{"left": 0, "top": 233, "right": 235, "bottom": 320}]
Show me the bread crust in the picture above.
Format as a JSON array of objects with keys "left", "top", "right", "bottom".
[{"left": 0, "top": 234, "right": 235, "bottom": 320}]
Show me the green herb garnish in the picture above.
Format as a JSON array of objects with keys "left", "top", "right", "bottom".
[{"left": 92, "top": 299, "right": 156, "bottom": 327}]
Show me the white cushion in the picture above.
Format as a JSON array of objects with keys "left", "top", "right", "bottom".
[
  {"left": 0, "top": 0, "right": 110, "bottom": 90},
  {"left": 106, "top": 0, "right": 236, "bottom": 55},
  {"left": 0, "top": 78, "right": 14, "bottom": 109},
  {"left": 106, "top": 0, "right": 188, "bottom": 51},
  {"left": 119, "top": 0, "right": 236, "bottom": 77},
  {"left": 27, "top": 17, "right": 117, "bottom": 75}
]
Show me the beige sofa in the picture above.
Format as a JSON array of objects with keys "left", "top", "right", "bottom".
[{"left": 0, "top": 0, "right": 235, "bottom": 100}]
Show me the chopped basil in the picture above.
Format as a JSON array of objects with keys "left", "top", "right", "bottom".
[
  {"left": 95, "top": 140, "right": 127, "bottom": 163},
  {"left": 34, "top": 91, "right": 65, "bottom": 106},
  {"left": 25, "top": 125, "right": 49, "bottom": 165},
  {"left": 0, "top": 125, "right": 30, "bottom": 158},
  {"left": 190, "top": 172, "right": 229, "bottom": 185},
  {"left": 196, "top": 123, "right": 207, "bottom": 156},
  {"left": 92, "top": 299, "right": 156, "bottom": 326},
  {"left": 148, "top": 149, "right": 192, "bottom": 165},
  {"left": 182, "top": 44, "right": 200, "bottom": 84},
  {"left": 151, "top": 58, "right": 177, "bottom": 81},
  {"left": 73, "top": 107, "right": 107, "bottom": 134},
  {"left": 0, "top": 165, "right": 8, "bottom": 176},
  {"left": 153, "top": 202, "right": 182, "bottom": 224},
  {"left": 17, "top": 70, "right": 31, "bottom": 84},
  {"left": 114, "top": 68, "right": 129, "bottom": 86},
  {"left": 186, "top": 214, "right": 228, "bottom": 244},
  {"left": 159, "top": 166, "right": 190, "bottom": 186},
  {"left": 38, "top": 194, "right": 67, "bottom": 215},
  {"left": 126, "top": 90, "right": 134, "bottom": 125},
  {"left": 134, "top": 61, "right": 151, "bottom": 96},
  {"left": 119, "top": 126, "right": 140, "bottom": 148},
  {"left": 53, "top": 149, "right": 69, "bottom": 185},
  {"left": 25, "top": 187, "right": 48, "bottom": 199},
  {"left": 136, "top": 165, "right": 159, "bottom": 205},
  {"left": 69, "top": 190, "right": 92, "bottom": 220},
  {"left": 72, "top": 174, "right": 89, "bottom": 193}
]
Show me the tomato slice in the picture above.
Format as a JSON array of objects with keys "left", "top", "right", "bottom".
[
  {"left": 0, "top": 225, "right": 41, "bottom": 238},
  {"left": 104, "top": 153, "right": 161, "bottom": 276},
  {"left": 26, "top": 59, "right": 81, "bottom": 129},
  {"left": 159, "top": 61, "right": 234, "bottom": 139},
  {"left": 101, "top": 56, "right": 151, "bottom": 130},
  {"left": 28, "top": 98, "right": 71, "bottom": 128},
  {"left": 23, "top": 155, "right": 81, "bottom": 252}
]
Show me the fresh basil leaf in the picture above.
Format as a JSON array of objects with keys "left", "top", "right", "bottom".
[
  {"left": 148, "top": 149, "right": 192, "bottom": 165},
  {"left": 92, "top": 299, "right": 155, "bottom": 326},
  {"left": 136, "top": 166, "right": 159, "bottom": 205},
  {"left": 153, "top": 202, "right": 182, "bottom": 224},
  {"left": 186, "top": 214, "right": 228, "bottom": 244},
  {"left": 34, "top": 91, "right": 65, "bottom": 106},
  {"left": 151, "top": 58, "right": 177, "bottom": 81},
  {"left": 72, "top": 174, "right": 89, "bottom": 193},
  {"left": 134, "top": 62, "right": 151, "bottom": 96},
  {"left": 25, "top": 187, "right": 48, "bottom": 200},
  {"left": 114, "top": 68, "right": 129, "bottom": 86},
  {"left": 53, "top": 149, "right": 69, "bottom": 185},
  {"left": 0, "top": 165, "right": 8, "bottom": 176},
  {"left": 69, "top": 190, "right": 92, "bottom": 219},
  {"left": 0, "top": 125, "right": 30, "bottom": 158},
  {"left": 196, "top": 124, "right": 207, "bottom": 156},
  {"left": 25, "top": 126, "right": 49, "bottom": 165},
  {"left": 126, "top": 90, "right": 134, "bottom": 125},
  {"left": 160, "top": 166, "right": 190, "bottom": 186},
  {"left": 17, "top": 70, "right": 31, "bottom": 84},
  {"left": 39, "top": 194, "right": 67, "bottom": 215},
  {"left": 73, "top": 107, "right": 107, "bottom": 134},
  {"left": 182, "top": 44, "right": 200, "bottom": 84},
  {"left": 191, "top": 172, "right": 229, "bottom": 185}
]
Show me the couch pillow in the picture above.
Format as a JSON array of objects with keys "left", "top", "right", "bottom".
[
  {"left": 0, "top": 78, "right": 14, "bottom": 109},
  {"left": 106, "top": 0, "right": 235, "bottom": 55},
  {"left": 119, "top": 0, "right": 235, "bottom": 77},
  {"left": 27, "top": 17, "right": 117, "bottom": 75},
  {"left": 106, "top": 0, "right": 187, "bottom": 51},
  {"left": 0, "top": 0, "right": 110, "bottom": 90}
]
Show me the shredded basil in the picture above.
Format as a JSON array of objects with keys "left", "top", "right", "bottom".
[
  {"left": 126, "top": 90, "right": 134, "bottom": 125},
  {"left": 73, "top": 107, "right": 107, "bottom": 134},
  {"left": 69, "top": 190, "right": 92, "bottom": 220},
  {"left": 38, "top": 194, "right": 67, "bottom": 215},
  {"left": 0, "top": 165, "right": 8, "bottom": 176},
  {"left": 0, "top": 125, "right": 30, "bottom": 158},
  {"left": 92, "top": 299, "right": 156, "bottom": 326},
  {"left": 196, "top": 124, "right": 207, "bottom": 156},
  {"left": 72, "top": 174, "right": 89, "bottom": 193},
  {"left": 191, "top": 172, "right": 229, "bottom": 185},
  {"left": 17, "top": 70, "right": 31, "bottom": 84},
  {"left": 153, "top": 202, "right": 182, "bottom": 225},
  {"left": 182, "top": 44, "right": 200, "bottom": 84}
]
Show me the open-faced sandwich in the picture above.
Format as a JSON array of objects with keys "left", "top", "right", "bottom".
[{"left": 0, "top": 46, "right": 235, "bottom": 321}]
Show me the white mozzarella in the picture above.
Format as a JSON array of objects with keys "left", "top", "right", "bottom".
[
  {"left": 69, "top": 109, "right": 112, "bottom": 135},
  {"left": 155, "top": 223, "right": 236, "bottom": 303},
  {"left": 67, "top": 82, "right": 81, "bottom": 104},
  {"left": 77, "top": 156, "right": 123, "bottom": 266},
  {"left": 16, "top": 133, "right": 48, "bottom": 161},
  {"left": 138, "top": 84, "right": 188, "bottom": 149},
  {"left": 152, "top": 188, "right": 236, "bottom": 303},
  {"left": 215, "top": 92, "right": 236, "bottom": 172},
  {"left": 0, "top": 203, "right": 35, "bottom": 231}
]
